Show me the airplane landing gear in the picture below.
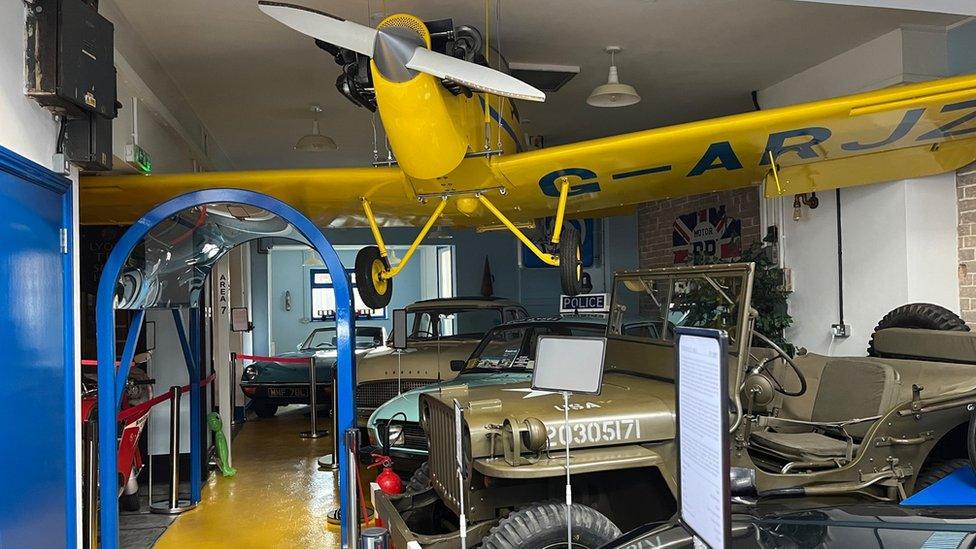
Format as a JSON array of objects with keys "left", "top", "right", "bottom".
[
  {"left": 356, "top": 245, "right": 393, "bottom": 309},
  {"left": 559, "top": 226, "right": 583, "bottom": 296}
]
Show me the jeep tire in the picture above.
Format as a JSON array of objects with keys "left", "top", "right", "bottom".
[
  {"left": 482, "top": 502, "right": 621, "bottom": 549},
  {"left": 868, "top": 303, "right": 969, "bottom": 357},
  {"left": 915, "top": 458, "right": 971, "bottom": 493}
]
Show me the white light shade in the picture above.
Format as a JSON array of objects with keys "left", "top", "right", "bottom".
[
  {"left": 587, "top": 65, "right": 641, "bottom": 108},
  {"left": 295, "top": 117, "right": 338, "bottom": 152}
]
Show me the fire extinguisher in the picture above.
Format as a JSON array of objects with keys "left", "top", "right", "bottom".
[{"left": 369, "top": 454, "right": 403, "bottom": 495}]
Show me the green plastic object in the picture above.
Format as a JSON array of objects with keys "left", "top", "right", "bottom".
[{"left": 207, "top": 412, "right": 237, "bottom": 477}]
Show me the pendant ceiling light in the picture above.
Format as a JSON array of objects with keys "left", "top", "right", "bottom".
[
  {"left": 295, "top": 105, "right": 337, "bottom": 152},
  {"left": 587, "top": 46, "right": 641, "bottom": 108}
]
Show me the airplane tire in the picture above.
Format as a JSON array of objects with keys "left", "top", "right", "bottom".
[
  {"left": 356, "top": 246, "right": 393, "bottom": 309},
  {"left": 482, "top": 502, "right": 620, "bottom": 549},
  {"left": 867, "top": 303, "right": 969, "bottom": 357},
  {"left": 559, "top": 227, "right": 583, "bottom": 296}
]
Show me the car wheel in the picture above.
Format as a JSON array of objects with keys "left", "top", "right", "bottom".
[
  {"left": 867, "top": 303, "right": 969, "bottom": 357},
  {"left": 355, "top": 246, "right": 393, "bottom": 309},
  {"left": 915, "top": 458, "right": 971, "bottom": 493},
  {"left": 252, "top": 400, "right": 279, "bottom": 419},
  {"left": 119, "top": 492, "right": 140, "bottom": 512},
  {"left": 482, "top": 502, "right": 620, "bottom": 549},
  {"left": 403, "top": 462, "right": 431, "bottom": 494}
]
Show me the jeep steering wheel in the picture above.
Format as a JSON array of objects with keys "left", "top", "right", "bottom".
[{"left": 752, "top": 331, "right": 807, "bottom": 397}]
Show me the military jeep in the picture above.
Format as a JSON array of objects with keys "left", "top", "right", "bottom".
[{"left": 375, "top": 262, "right": 976, "bottom": 549}]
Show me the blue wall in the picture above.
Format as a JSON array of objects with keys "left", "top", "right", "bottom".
[
  {"left": 949, "top": 20, "right": 976, "bottom": 76},
  {"left": 250, "top": 216, "right": 639, "bottom": 353}
]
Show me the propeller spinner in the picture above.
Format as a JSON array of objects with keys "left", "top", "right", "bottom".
[{"left": 257, "top": 1, "right": 546, "bottom": 102}]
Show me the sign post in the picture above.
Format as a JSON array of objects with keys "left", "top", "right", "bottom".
[{"left": 674, "top": 327, "right": 730, "bottom": 549}]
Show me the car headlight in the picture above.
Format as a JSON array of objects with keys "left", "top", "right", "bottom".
[
  {"left": 387, "top": 423, "right": 405, "bottom": 447},
  {"left": 242, "top": 365, "right": 258, "bottom": 381}
]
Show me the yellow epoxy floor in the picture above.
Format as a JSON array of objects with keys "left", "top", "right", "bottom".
[{"left": 154, "top": 407, "right": 344, "bottom": 549}]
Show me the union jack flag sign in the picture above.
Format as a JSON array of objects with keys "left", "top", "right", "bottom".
[{"left": 672, "top": 206, "right": 741, "bottom": 264}]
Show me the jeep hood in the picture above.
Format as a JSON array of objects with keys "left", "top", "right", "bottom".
[
  {"left": 426, "top": 372, "right": 676, "bottom": 457},
  {"left": 356, "top": 339, "right": 480, "bottom": 383}
]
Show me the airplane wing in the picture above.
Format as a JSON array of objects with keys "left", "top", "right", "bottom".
[
  {"left": 81, "top": 74, "right": 976, "bottom": 227},
  {"left": 491, "top": 73, "right": 976, "bottom": 223}
]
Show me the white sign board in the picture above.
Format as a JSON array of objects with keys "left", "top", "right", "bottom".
[
  {"left": 559, "top": 293, "right": 609, "bottom": 314},
  {"left": 532, "top": 336, "right": 606, "bottom": 395},
  {"left": 675, "top": 327, "right": 730, "bottom": 549}
]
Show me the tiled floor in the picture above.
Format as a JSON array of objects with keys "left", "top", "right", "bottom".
[{"left": 150, "top": 406, "right": 344, "bottom": 548}]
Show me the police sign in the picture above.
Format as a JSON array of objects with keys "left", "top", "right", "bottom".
[{"left": 560, "top": 293, "right": 609, "bottom": 314}]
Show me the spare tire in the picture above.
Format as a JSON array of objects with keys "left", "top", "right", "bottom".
[
  {"left": 482, "top": 502, "right": 620, "bottom": 549},
  {"left": 867, "top": 303, "right": 969, "bottom": 357},
  {"left": 403, "top": 462, "right": 431, "bottom": 494}
]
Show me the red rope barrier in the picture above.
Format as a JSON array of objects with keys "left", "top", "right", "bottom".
[
  {"left": 234, "top": 353, "right": 310, "bottom": 364},
  {"left": 80, "top": 359, "right": 127, "bottom": 367},
  {"left": 117, "top": 372, "right": 217, "bottom": 423}
]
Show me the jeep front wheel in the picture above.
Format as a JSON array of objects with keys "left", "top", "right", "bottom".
[{"left": 482, "top": 502, "right": 621, "bottom": 549}]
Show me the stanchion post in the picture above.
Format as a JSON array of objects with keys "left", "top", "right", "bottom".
[
  {"left": 361, "top": 527, "right": 390, "bottom": 548},
  {"left": 230, "top": 352, "right": 241, "bottom": 426},
  {"left": 83, "top": 417, "right": 98, "bottom": 549},
  {"left": 301, "top": 356, "right": 326, "bottom": 438},
  {"left": 345, "top": 428, "right": 360, "bottom": 546},
  {"left": 151, "top": 386, "right": 196, "bottom": 514},
  {"left": 317, "top": 367, "right": 340, "bottom": 470}
]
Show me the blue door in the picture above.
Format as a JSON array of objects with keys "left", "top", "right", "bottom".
[{"left": 0, "top": 147, "right": 75, "bottom": 548}]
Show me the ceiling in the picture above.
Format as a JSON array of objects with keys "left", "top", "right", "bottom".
[{"left": 111, "top": 0, "right": 962, "bottom": 171}]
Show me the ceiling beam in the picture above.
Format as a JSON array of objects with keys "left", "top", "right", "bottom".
[{"left": 791, "top": 0, "right": 976, "bottom": 16}]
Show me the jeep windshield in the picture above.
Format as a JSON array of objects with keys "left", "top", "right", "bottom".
[
  {"left": 609, "top": 267, "right": 751, "bottom": 346},
  {"left": 408, "top": 308, "right": 504, "bottom": 340},
  {"left": 463, "top": 322, "right": 606, "bottom": 372}
]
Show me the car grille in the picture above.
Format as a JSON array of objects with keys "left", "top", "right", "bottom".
[
  {"left": 401, "top": 422, "right": 428, "bottom": 451},
  {"left": 356, "top": 379, "right": 433, "bottom": 416},
  {"left": 425, "top": 396, "right": 465, "bottom": 513}
]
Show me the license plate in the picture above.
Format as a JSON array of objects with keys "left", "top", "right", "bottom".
[{"left": 268, "top": 387, "right": 308, "bottom": 398}]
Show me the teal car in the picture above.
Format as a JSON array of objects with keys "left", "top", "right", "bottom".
[
  {"left": 241, "top": 325, "right": 386, "bottom": 418},
  {"left": 365, "top": 316, "right": 606, "bottom": 466}
]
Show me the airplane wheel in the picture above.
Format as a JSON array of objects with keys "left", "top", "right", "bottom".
[
  {"left": 356, "top": 246, "right": 393, "bottom": 309},
  {"left": 559, "top": 227, "right": 583, "bottom": 296}
]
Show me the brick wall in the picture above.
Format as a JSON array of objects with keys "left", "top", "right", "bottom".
[
  {"left": 959, "top": 167, "right": 976, "bottom": 327},
  {"left": 637, "top": 187, "right": 763, "bottom": 268}
]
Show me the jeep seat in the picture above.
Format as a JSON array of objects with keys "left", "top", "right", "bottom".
[
  {"left": 750, "top": 359, "right": 899, "bottom": 462},
  {"left": 872, "top": 328, "right": 976, "bottom": 364}
]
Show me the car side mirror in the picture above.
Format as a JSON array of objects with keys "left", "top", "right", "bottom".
[{"left": 450, "top": 360, "right": 466, "bottom": 372}]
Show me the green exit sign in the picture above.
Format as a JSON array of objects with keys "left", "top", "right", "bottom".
[{"left": 124, "top": 143, "right": 153, "bottom": 174}]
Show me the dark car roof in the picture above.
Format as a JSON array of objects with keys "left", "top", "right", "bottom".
[
  {"left": 497, "top": 314, "right": 608, "bottom": 329},
  {"left": 405, "top": 297, "right": 524, "bottom": 311}
]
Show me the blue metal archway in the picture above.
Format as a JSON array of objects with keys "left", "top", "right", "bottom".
[{"left": 95, "top": 189, "right": 356, "bottom": 549}]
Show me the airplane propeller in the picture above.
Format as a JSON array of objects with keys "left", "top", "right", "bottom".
[{"left": 257, "top": 1, "right": 546, "bottom": 102}]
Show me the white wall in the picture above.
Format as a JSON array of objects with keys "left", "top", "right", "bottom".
[
  {"left": 761, "top": 24, "right": 961, "bottom": 356},
  {"left": 783, "top": 176, "right": 959, "bottom": 355}
]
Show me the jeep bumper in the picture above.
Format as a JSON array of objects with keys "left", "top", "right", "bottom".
[{"left": 374, "top": 489, "right": 493, "bottom": 549}]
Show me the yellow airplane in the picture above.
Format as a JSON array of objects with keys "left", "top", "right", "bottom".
[{"left": 81, "top": 2, "right": 976, "bottom": 309}]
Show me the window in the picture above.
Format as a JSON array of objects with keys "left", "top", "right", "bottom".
[{"left": 309, "top": 268, "right": 386, "bottom": 321}]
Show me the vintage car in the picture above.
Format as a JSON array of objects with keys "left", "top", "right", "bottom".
[
  {"left": 354, "top": 296, "right": 528, "bottom": 425},
  {"left": 240, "top": 325, "right": 385, "bottom": 418},
  {"left": 376, "top": 262, "right": 976, "bottom": 549},
  {"left": 364, "top": 315, "right": 607, "bottom": 473}
]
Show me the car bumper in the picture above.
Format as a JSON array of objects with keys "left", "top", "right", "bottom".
[
  {"left": 240, "top": 382, "right": 332, "bottom": 405},
  {"left": 374, "top": 489, "right": 494, "bottom": 549}
]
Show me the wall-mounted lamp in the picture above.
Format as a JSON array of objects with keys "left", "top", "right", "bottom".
[{"left": 792, "top": 192, "right": 819, "bottom": 221}]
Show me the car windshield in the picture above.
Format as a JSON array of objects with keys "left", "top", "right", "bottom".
[
  {"left": 464, "top": 322, "right": 606, "bottom": 372},
  {"left": 301, "top": 327, "right": 383, "bottom": 350},
  {"left": 609, "top": 270, "right": 748, "bottom": 345},
  {"left": 409, "top": 308, "right": 504, "bottom": 340}
]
